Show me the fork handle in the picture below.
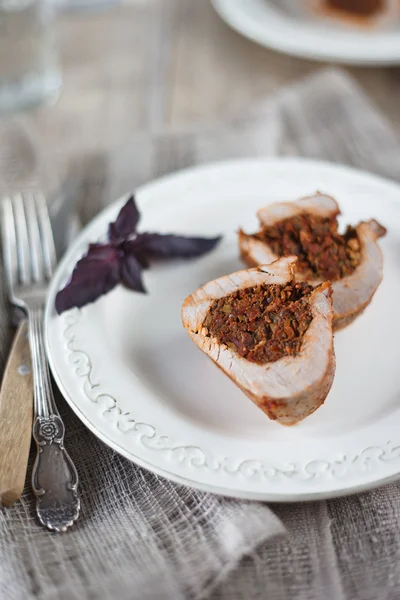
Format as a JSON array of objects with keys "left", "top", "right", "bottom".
[
  {"left": 0, "top": 321, "right": 33, "bottom": 507},
  {"left": 28, "top": 307, "right": 80, "bottom": 532}
]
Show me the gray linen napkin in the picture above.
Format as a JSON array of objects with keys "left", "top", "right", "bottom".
[{"left": 1, "top": 68, "right": 400, "bottom": 600}]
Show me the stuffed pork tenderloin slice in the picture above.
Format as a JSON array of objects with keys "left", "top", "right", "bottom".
[
  {"left": 238, "top": 193, "right": 386, "bottom": 330},
  {"left": 182, "top": 257, "right": 335, "bottom": 426}
]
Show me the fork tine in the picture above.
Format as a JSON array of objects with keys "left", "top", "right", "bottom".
[
  {"left": 0, "top": 196, "right": 18, "bottom": 293},
  {"left": 35, "top": 193, "right": 56, "bottom": 280},
  {"left": 24, "top": 193, "right": 45, "bottom": 284},
  {"left": 11, "top": 194, "right": 31, "bottom": 285}
]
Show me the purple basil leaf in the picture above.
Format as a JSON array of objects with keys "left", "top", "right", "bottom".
[
  {"left": 123, "top": 242, "right": 150, "bottom": 269},
  {"left": 120, "top": 252, "right": 147, "bottom": 293},
  {"left": 126, "top": 233, "right": 222, "bottom": 261},
  {"left": 108, "top": 195, "right": 140, "bottom": 242},
  {"left": 55, "top": 243, "right": 121, "bottom": 314}
]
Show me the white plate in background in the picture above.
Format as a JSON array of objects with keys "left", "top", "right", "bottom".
[
  {"left": 46, "top": 157, "right": 400, "bottom": 501},
  {"left": 211, "top": 0, "right": 400, "bottom": 65}
]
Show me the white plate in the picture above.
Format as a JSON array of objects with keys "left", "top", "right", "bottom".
[
  {"left": 211, "top": 0, "right": 400, "bottom": 65},
  {"left": 46, "top": 157, "right": 400, "bottom": 502}
]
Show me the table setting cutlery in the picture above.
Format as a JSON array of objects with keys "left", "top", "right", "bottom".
[{"left": 0, "top": 193, "right": 79, "bottom": 531}]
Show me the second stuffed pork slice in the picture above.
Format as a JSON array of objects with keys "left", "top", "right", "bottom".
[
  {"left": 182, "top": 257, "right": 335, "bottom": 426},
  {"left": 239, "top": 193, "right": 386, "bottom": 330}
]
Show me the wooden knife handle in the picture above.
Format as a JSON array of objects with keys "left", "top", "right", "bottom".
[{"left": 0, "top": 321, "right": 33, "bottom": 507}]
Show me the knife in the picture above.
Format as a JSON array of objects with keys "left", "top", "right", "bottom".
[{"left": 0, "top": 320, "right": 32, "bottom": 506}]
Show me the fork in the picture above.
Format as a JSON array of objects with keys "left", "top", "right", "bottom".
[{"left": 1, "top": 193, "right": 80, "bottom": 532}]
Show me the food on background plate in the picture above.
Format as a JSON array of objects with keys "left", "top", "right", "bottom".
[
  {"left": 320, "top": 0, "right": 399, "bottom": 25},
  {"left": 325, "top": 0, "right": 384, "bottom": 15},
  {"left": 238, "top": 193, "right": 386, "bottom": 330},
  {"left": 182, "top": 257, "right": 335, "bottom": 426}
]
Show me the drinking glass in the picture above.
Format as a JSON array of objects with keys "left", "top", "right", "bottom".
[{"left": 0, "top": 0, "right": 61, "bottom": 114}]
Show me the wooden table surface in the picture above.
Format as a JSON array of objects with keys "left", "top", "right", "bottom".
[{"left": 34, "top": 0, "right": 400, "bottom": 168}]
